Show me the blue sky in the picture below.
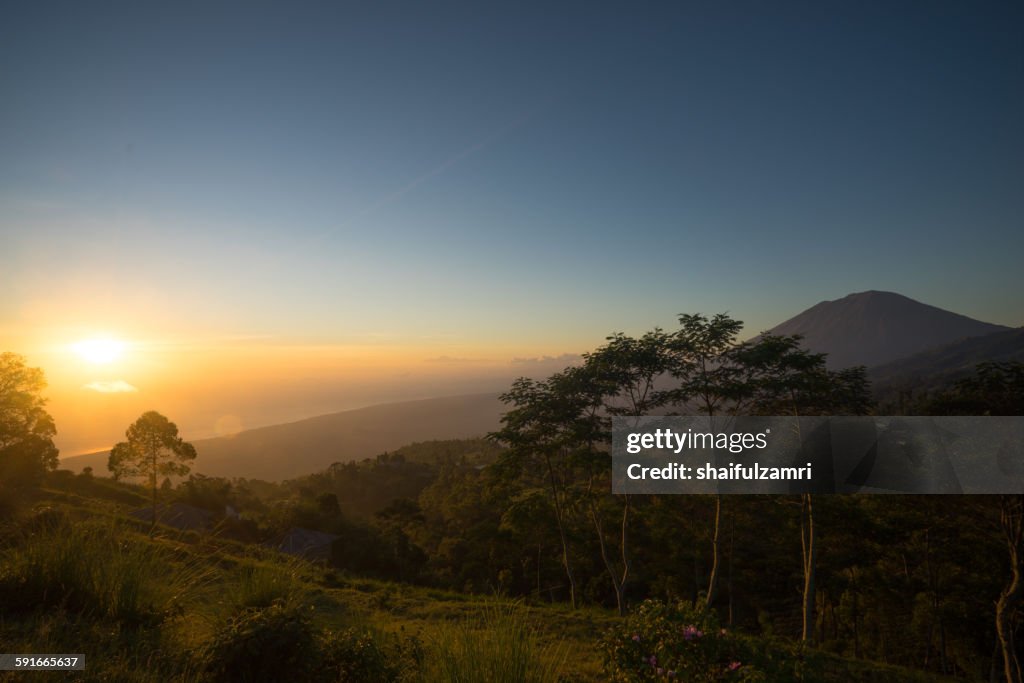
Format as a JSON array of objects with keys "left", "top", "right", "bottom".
[
  {"left": 3, "top": 0, "right": 1023, "bottom": 350},
  {"left": 4, "top": 1, "right": 1022, "bottom": 452}
]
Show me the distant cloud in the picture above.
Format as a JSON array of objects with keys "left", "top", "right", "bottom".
[
  {"left": 510, "top": 353, "right": 583, "bottom": 366},
  {"left": 83, "top": 380, "right": 138, "bottom": 393}
]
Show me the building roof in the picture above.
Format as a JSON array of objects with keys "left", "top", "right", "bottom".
[{"left": 278, "top": 526, "right": 338, "bottom": 559}]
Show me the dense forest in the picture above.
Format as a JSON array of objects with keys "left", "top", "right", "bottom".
[{"left": 2, "top": 313, "right": 1023, "bottom": 681}]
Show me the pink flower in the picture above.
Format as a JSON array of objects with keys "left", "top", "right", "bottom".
[
  {"left": 727, "top": 661, "right": 742, "bottom": 671},
  {"left": 631, "top": 634, "right": 641, "bottom": 642},
  {"left": 682, "top": 625, "right": 703, "bottom": 640}
]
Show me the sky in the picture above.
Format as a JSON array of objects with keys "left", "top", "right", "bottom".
[{"left": 2, "top": 1, "right": 1022, "bottom": 454}]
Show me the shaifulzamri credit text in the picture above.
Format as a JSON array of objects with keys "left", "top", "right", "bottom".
[{"left": 626, "top": 462, "right": 813, "bottom": 480}]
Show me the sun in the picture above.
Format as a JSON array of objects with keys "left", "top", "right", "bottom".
[{"left": 72, "top": 338, "right": 126, "bottom": 364}]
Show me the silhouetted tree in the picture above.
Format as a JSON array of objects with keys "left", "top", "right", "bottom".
[
  {"left": 658, "top": 313, "right": 746, "bottom": 609},
  {"left": 738, "top": 336, "right": 873, "bottom": 643},
  {"left": 0, "top": 352, "right": 59, "bottom": 487},
  {"left": 491, "top": 367, "right": 602, "bottom": 609},
  {"left": 108, "top": 411, "right": 197, "bottom": 533}
]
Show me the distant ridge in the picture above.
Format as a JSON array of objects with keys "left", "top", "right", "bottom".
[
  {"left": 765, "top": 291, "right": 1010, "bottom": 369},
  {"left": 869, "top": 327, "right": 1024, "bottom": 391},
  {"left": 60, "top": 393, "right": 505, "bottom": 481}
]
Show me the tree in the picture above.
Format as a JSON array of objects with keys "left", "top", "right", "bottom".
[
  {"left": 922, "top": 361, "right": 1024, "bottom": 681},
  {"left": 997, "top": 495, "right": 1023, "bottom": 683},
  {"left": 108, "top": 411, "right": 197, "bottom": 533},
  {"left": 490, "top": 367, "right": 603, "bottom": 609},
  {"left": 657, "top": 313, "right": 747, "bottom": 610},
  {"left": 737, "top": 336, "right": 874, "bottom": 643},
  {"left": 582, "top": 329, "right": 671, "bottom": 615},
  {"left": 924, "top": 361, "right": 1024, "bottom": 417},
  {"left": 0, "top": 352, "right": 59, "bottom": 486}
]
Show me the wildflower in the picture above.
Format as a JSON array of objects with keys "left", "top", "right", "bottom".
[
  {"left": 667, "top": 671, "right": 676, "bottom": 678},
  {"left": 727, "top": 661, "right": 741, "bottom": 671},
  {"left": 632, "top": 633, "right": 641, "bottom": 642},
  {"left": 682, "top": 625, "right": 703, "bottom": 640},
  {"left": 647, "top": 655, "right": 658, "bottom": 667},
  {"left": 656, "top": 668, "right": 664, "bottom": 675}
]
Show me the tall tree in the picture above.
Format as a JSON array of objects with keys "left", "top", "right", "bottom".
[
  {"left": 108, "top": 411, "right": 197, "bottom": 534},
  {"left": 658, "top": 313, "right": 747, "bottom": 609},
  {"left": 581, "top": 329, "right": 670, "bottom": 615},
  {"left": 926, "top": 361, "right": 1024, "bottom": 681},
  {"left": 997, "top": 494, "right": 1023, "bottom": 683},
  {"left": 737, "top": 336, "right": 873, "bottom": 642},
  {"left": 491, "top": 369, "right": 598, "bottom": 608},
  {"left": 0, "top": 352, "right": 59, "bottom": 486}
]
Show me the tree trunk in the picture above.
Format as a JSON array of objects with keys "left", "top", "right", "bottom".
[
  {"left": 997, "top": 494, "right": 1023, "bottom": 683},
  {"left": 850, "top": 567, "right": 860, "bottom": 658},
  {"left": 801, "top": 493, "right": 816, "bottom": 643},
  {"left": 545, "top": 452, "right": 577, "bottom": 608},
  {"left": 536, "top": 544, "right": 542, "bottom": 600},
  {"left": 588, "top": 481, "right": 630, "bottom": 616},
  {"left": 728, "top": 513, "right": 735, "bottom": 625},
  {"left": 619, "top": 494, "right": 631, "bottom": 612},
  {"left": 706, "top": 494, "right": 721, "bottom": 608},
  {"left": 150, "top": 447, "right": 158, "bottom": 536}
]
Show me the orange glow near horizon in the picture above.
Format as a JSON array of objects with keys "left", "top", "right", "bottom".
[{"left": 10, "top": 332, "right": 579, "bottom": 458}]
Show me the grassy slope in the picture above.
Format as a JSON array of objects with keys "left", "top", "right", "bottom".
[{"left": 1, "top": 483, "right": 959, "bottom": 683}]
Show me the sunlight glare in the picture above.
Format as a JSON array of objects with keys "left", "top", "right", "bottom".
[{"left": 72, "top": 338, "right": 126, "bottom": 364}]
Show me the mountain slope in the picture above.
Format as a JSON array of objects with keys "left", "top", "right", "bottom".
[
  {"left": 765, "top": 291, "right": 1010, "bottom": 368},
  {"left": 868, "top": 326, "right": 1024, "bottom": 391},
  {"left": 60, "top": 393, "right": 505, "bottom": 481}
]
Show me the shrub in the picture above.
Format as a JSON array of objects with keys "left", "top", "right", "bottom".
[
  {"left": 601, "top": 600, "right": 763, "bottom": 682},
  {"left": 200, "top": 601, "right": 319, "bottom": 682},
  {"left": 200, "top": 603, "right": 415, "bottom": 683},
  {"left": 320, "top": 627, "right": 417, "bottom": 682}
]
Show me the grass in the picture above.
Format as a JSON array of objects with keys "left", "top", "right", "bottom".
[
  {"left": 222, "top": 556, "right": 311, "bottom": 610},
  {"left": 0, "top": 488, "right": 966, "bottom": 683},
  {"left": 0, "top": 512, "right": 211, "bottom": 625},
  {"left": 423, "top": 602, "right": 568, "bottom": 683}
]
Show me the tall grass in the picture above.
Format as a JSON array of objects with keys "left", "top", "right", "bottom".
[
  {"left": 225, "top": 557, "right": 310, "bottom": 610},
  {"left": 424, "top": 602, "right": 567, "bottom": 683},
  {"left": 0, "top": 514, "right": 210, "bottom": 624}
]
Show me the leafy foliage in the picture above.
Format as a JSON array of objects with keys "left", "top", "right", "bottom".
[
  {"left": 200, "top": 601, "right": 320, "bottom": 682},
  {"left": 602, "top": 599, "right": 818, "bottom": 682},
  {"left": 108, "top": 411, "right": 197, "bottom": 483},
  {"left": 0, "top": 352, "right": 59, "bottom": 486}
]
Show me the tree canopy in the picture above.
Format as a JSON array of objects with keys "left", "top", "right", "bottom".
[
  {"left": 0, "top": 351, "right": 59, "bottom": 486},
  {"left": 109, "top": 411, "right": 197, "bottom": 531}
]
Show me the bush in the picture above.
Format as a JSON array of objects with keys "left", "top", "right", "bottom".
[
  {"left": 200, "top": 602, "right": 319, "bottom": 682},
  {"left": 320, "top": 627, "right": 417, "bottom": 682},
  {"left": 200, "top": 602, "right": 415, "bottom": 683},
  {"left": 601, "top": 600, "right": 763, "bottom": 682}
]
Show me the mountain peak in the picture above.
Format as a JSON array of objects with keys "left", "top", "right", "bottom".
[{"left": 767, "top": 292, "right": 1010, "bottom": 368}]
